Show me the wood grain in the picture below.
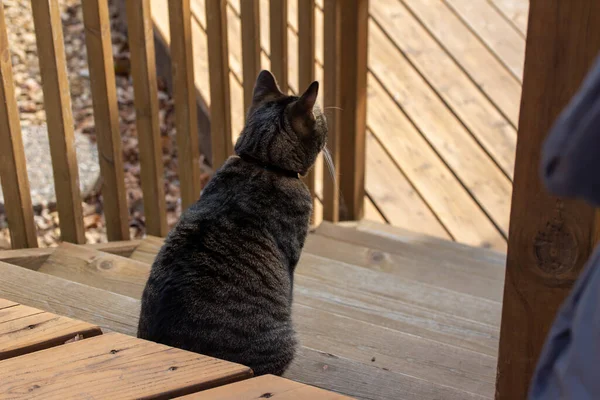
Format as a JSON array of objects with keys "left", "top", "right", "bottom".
[
  {"left": 338, "top": 0, "right": 368, "bottom": 220},
  {"left": 370, "top": 0, "right": 517, "bottom": 177},
  {"left": 129, "top": 235, "right": 165, "bottom": 264},
  {"left": 489, "top": 0, "right": 528, "bottom": 36},
  {"left": 496, "top": 1, "right": 600, "bottom": 399},
  {"left": 206, "top": 0, "right": 233, "bottom": 168},
  {"left": 125, "top": 0, "right": 168, "bottom": 237},
  {"left": 81, "top": 0, "right": 130, "bottom": 241},
  {"left": 269, "top": 0, "right": 288, "bottom": 93},
  {"left": 0, "top": 303, "right": 101, "bottom": 360},
  {"left": 399, "top": 0, "right": 521, "bottom": 126},
  {"left": 0, "top": 240, "right": 142, "bottom": 271},
  {"left": 368, "top": 21, "right": 512, "bottom": 238},
  {"left": 0, "top": 332, "right": 252, "bottom": 399},
  {"left": 38, "top": 243, "right": 150, "bottom": 299},
  {"left": 240, "top": 0, "right": 261, "bottom": 115},
  {"left": 0, "top": 261, "right": 141, "bottom": 335},
  {"left": 169, "top": 0, "right": 202, "bottom": 210},
  {"left": 443, "top": 0, "right": 525, "bottom": 81},
  {"left": 31, "top": 0, "right": 85, "bottom": 244},
  {"left": 0, "top": 4, "right": 37, "bottom": 249},
  {"left": 182, "top": 374, "right": 351, "bottom": 399}
]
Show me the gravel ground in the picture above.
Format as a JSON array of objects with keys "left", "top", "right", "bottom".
[{"left": 0, "top": 0, "right": 210, "bottom": 249}]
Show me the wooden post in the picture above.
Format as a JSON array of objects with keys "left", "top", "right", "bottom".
[
  {"left": 338, "top": 0, "right": 368, "bottom": 220},
  {"left": 82, "top": 0, "right": 130, "bottom": 241},
  {"left": 240, "top": 0, "right": 261, "bottom": 116},
  {"left": 205, "top": 0, "right": 233, "bottom": 169},
  {"left": 298, "top": 0, "right": 316, "bottom": 210},
  {"left": 31, "top": 0, "right": 85, "bottom": 244},
  {"left": 125, "top": 0, "right": 168, "bottom": 237},
  {"left": 322, "top": 0, "right": 341, "bottom": 222},
  {"left": 168, "top": 0, "right": 202, "bottom": 210},
  {"left": 0, "top": 5, "right": 37, "bottom": 248},
  {"left": 495, "top": 1, "right": 600, "bottom": 399},
  {"left": 269, "top": 0, "right": 288, "bottom": 93}
]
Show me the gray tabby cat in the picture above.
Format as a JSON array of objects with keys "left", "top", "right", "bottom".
[{"left": 137, "top": 70, "right": 327, "bottom": 376}]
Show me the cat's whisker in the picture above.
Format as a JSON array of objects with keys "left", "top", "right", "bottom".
[
  {"left": 322, "top": 146, "right": 337, "bottom": 185},
  {"left": 323, "top": 106, "right": 344, "bottom": 111}
]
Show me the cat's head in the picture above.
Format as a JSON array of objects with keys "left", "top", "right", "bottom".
[{"left": 234, "top": 70, "right": 327, "bottom": 176}]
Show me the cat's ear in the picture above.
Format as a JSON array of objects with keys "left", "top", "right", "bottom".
[
  {"left": 293, "top": 81, "right": 319, "bottom": 115},
  {"left": 252, "top": 70, "right": 284, "bottom": 105}
]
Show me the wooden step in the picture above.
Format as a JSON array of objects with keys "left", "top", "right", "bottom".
[
  {"left": 0, "top": 331, "right": 251, "bottom": 399},
  {"left": 0, "top": 299, "right": 101, "bottom": 360},
  {"left": 179, "top": 374, "right": 353, "bottom": 399},
  {"left": 0, "top": 240, "right": 497, "bottom": 399}
]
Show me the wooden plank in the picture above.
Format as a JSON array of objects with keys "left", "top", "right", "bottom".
[
  {"left": 181, "top": 374, "right": 352, "bottom": 399},
  {"left": 370, "top": 0, "right": 517, "bottom": 178},
  {"left": 0, "top": 4, "right": 37, "bottom": 249},
  {"left": 240, "top": 0, "right": 261, "bottom": 115},
  {"left": 368, "top": 21, "right": 512, "bottom": 238},
  {"left": 322, "top": 0, "right": 341, "bottom": 222},
  {"left": 298, "top": 251, "right": 501, "bottom": 327},
  {"left": 0, "top": 240, "right": 142, "bottom": 271},
  {"left": 0, "top": 261, "right": 141, "bottom": 335},
  {"left": 496, "top": 1, "right": 600, "bottom": 399},
  {"left": 292, "top": 302, "right": 495, "bottom": 398},
  {"left": 365, "top": 133, "right": 450, "bottom": 239},
  {"left": 298, "top": 0, "right": 317, "bottom": 204},
  {"left": 81, "top": 0, "right": 130, "bottom": 241},
  {"left": 130, "top": 235, "right": 165, "bottom": 264},
  {"left": 31, "top": 0, "right": 85, "bottom": 244},
  {"left": 38, "top": 243, "right": 150, "bottom": 299},
  {"left": 169, "top": 0, "right": 203, "bottom": 210},
  {"left": 0, "top": 303, "right": 101, "bottom": 360},
  {"left": 489, "top": 0, "right": 528, "bottom": 36},
  {"left": 399, "top": 0, "right": 522, "bottom": 126},
  {"left": 443, "top": 0, "right": 525, "bottom": 81},
  {"left": 269, "top": 0, "right": 288, "bottom": 92},
  {"left": 125, "top": 0, "right": 168, "bottom": 237},
  {"left": 304, "top": 229, "right": 504, "bottom": 302},
  {"left": 0, "top": 332, "right": 252, "bottom": 399},
  {"left": 338, "top": 0, "right": 368, "bottom": 220},
  {"left": 294, "top": 272, "right": 499, "bottom": 358},
  {"left": 363, "top": 197, "right": 386, "bottom": 224},
  {"left": 366, "top": 75, "right": 506, "bottom": 250},
  {"left": 206, "top": 0, "right": 233, "bottom": 168},
  {"left": 286, "top": 346, "right": 485, "bottom": 400}
]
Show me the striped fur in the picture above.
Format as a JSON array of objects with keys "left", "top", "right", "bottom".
[{"left": 137, "top": 71, "right": 327, "bottom": 376}]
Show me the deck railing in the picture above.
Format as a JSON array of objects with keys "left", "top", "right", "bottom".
[{"left": 0, "top": 0, "right": 368, "bottom": 249}]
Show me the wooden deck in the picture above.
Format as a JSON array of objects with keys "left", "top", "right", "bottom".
[
  {"left": 150, "top": 0, "right": 527, "bottom": 253},
  {"left": 0, "top": 221, "right": 506, "bottom": 399}
]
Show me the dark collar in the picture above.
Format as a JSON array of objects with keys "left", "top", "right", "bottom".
[{"left": 237, "top": 154, "right": 300, "bottom": 179}]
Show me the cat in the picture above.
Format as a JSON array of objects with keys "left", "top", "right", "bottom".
[{"left": 137, "top": 70, "right": 327, "bottom": 376}]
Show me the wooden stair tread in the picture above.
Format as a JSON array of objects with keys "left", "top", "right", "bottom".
[
  {"left": 38, "top": 242, "right": 150, "bottom": 298},
  {"left": 130, "top": 235, "right": 164, "bottom": 264},
  {"left": 179, "top": 374, "right": 352, "bottom": 399},
  {"left": 0, "top": 300, "right": 101, "bottom": 360},
  {"left": 0, "top": 261, "right": 141, "bottom": 335},
  {"left": 0, "top": 331, "right": 252, "bottom": 399}
]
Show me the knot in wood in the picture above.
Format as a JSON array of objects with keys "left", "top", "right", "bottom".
[
  {"left": 533, "top": 220, "right": 578, "bottom": 277},
  {"left": 369, "top": 250, "right": 385, "bottom": 263},
  {"left": 99, "top": 260, "right": 113, "bottom": 270}
]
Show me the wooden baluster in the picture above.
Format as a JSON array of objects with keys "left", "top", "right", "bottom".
[
  {"left": 241, "top": 0, "right": 261, "bottom": 116},
  {"left": 298, "top": 0, "right": 316, "bottom": 213},
  {"left": 270, "top": 0, "right": 288, "bottom": 93},
  {"left": 495, "top": 1, "right": 600, "bottom": 398},
  {"left": 125, "top": 0, "right": 168, "bottom": 237},
  {"left": 338, "top": 0, "right": 368, "bottom": 221},
  {"left": 205, "top": 0, "right": 233, "bottom": 169},
  {"left": 168, "top": 0, "right": 202, "bottom": 210},
  {"left": 322, "top": 0, "right": 341, "bottom": 222},
  {"left": 81, "top": 0, "right": 130, "bottom": 241},
  {"left": 31, "top": 0, "right": 85, "bottom": 243},
  {"left": 0, "top": 5, "right": 38, "bottom": 249}
]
